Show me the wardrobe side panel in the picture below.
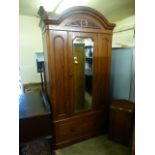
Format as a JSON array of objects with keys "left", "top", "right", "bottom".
[{"left": 42, "top": 31, "right": 51, "bottom": 98}]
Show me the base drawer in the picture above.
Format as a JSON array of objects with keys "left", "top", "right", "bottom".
[
  {"left": 53, "top": 110, "right": 108, "bottom": 147},
  {"left": 56, "top": 117, "right": 95, "bottom": 142}
]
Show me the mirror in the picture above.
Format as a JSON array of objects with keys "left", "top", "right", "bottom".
[{"left": 73, "top": 38, "right": 94, "bottom": 112}]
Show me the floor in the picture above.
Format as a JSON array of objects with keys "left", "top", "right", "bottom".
[
  {"left": 21, "top": 134, "right": 130, "bottom": 155},
  {"left": 54, "top": 135, "right": 130, "bottom": 155}
]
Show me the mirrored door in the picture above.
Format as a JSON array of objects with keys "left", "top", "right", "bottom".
[{"left": 72, "top": 37, "right": 94, "bottom": 112}]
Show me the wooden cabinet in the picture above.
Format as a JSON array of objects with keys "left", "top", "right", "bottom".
[
  {"left": 108, "top": 100, "right": 135, "bottom": 146},
  {"left": 38, "top": 6, "right": 115, "bottom": 148}
]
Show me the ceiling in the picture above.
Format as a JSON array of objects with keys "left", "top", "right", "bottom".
[{"left": 19, "top": 0, "right": 135, "bottom": 22}]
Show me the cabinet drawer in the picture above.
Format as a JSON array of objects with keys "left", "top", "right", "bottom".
[
  {"left": 55, "top": 118, "right": 93, "bottom": 142},
  {"left": 54, "top": 111, "right": 107, "bottom": 143}
]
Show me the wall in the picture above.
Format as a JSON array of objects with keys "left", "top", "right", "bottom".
[
  {"left": 19, "top": 15, "right": 43, "bottom": 84},
  {"left": 112, "top": 15, "right": 135, "bottom": 47}
]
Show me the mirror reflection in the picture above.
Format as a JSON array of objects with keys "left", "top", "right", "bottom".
[{"left": 73, "top": 38, "right": 94, "bottom": 111}]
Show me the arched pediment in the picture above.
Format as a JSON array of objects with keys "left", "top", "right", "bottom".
[{"left": 38, "top": 6, "right": 115, "bottom": 30}]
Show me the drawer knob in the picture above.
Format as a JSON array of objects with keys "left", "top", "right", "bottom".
[{"left": 70, "top": 127, "right": 76, "bottom": 132}]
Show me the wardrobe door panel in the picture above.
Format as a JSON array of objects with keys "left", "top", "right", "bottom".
[
  {"left": 50, "top": 30, "right": 70, "bottom": 119},
  {"left": 93, "top": 34, "right": 112, "bottom": 108},
  {"left": 69, "top": 32, "right": 98, "bottom": 112}
]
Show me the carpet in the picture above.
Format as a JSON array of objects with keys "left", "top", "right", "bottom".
[{"left": 20, "top": 139, "right": 52, "bottom": 155}]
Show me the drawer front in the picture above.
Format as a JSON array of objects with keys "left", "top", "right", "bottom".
[
  {"left": 54, "top": 111, "right": 108, "bottom": 143},
  {"left": 56, "top": 118, "right": 94, "bottom": 142}
]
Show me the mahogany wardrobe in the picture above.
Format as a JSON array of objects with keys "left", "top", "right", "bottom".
[{"left": 38, "top": 6, "right": 115, "bottom": 148}]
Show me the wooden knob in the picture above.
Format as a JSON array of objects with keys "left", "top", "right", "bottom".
[{"left": 70, "top": 127, "right": 76, "bottom": 132}]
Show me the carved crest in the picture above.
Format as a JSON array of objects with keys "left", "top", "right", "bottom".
[{"left": 65, "top": 19, "right": 100, "bottom": 29}]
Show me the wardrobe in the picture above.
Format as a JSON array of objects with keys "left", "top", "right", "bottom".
[{"left": 38, "top": 6, "right": 115, "bottom": 148}]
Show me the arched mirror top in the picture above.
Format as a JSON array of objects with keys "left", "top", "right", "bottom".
[{"left": 38, "top": 6, "right": 116, "bottom": 30}]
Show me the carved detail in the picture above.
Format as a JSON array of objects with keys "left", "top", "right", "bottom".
[{"left": 65, "top": 19, "right": 100, "bottom": 29}]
